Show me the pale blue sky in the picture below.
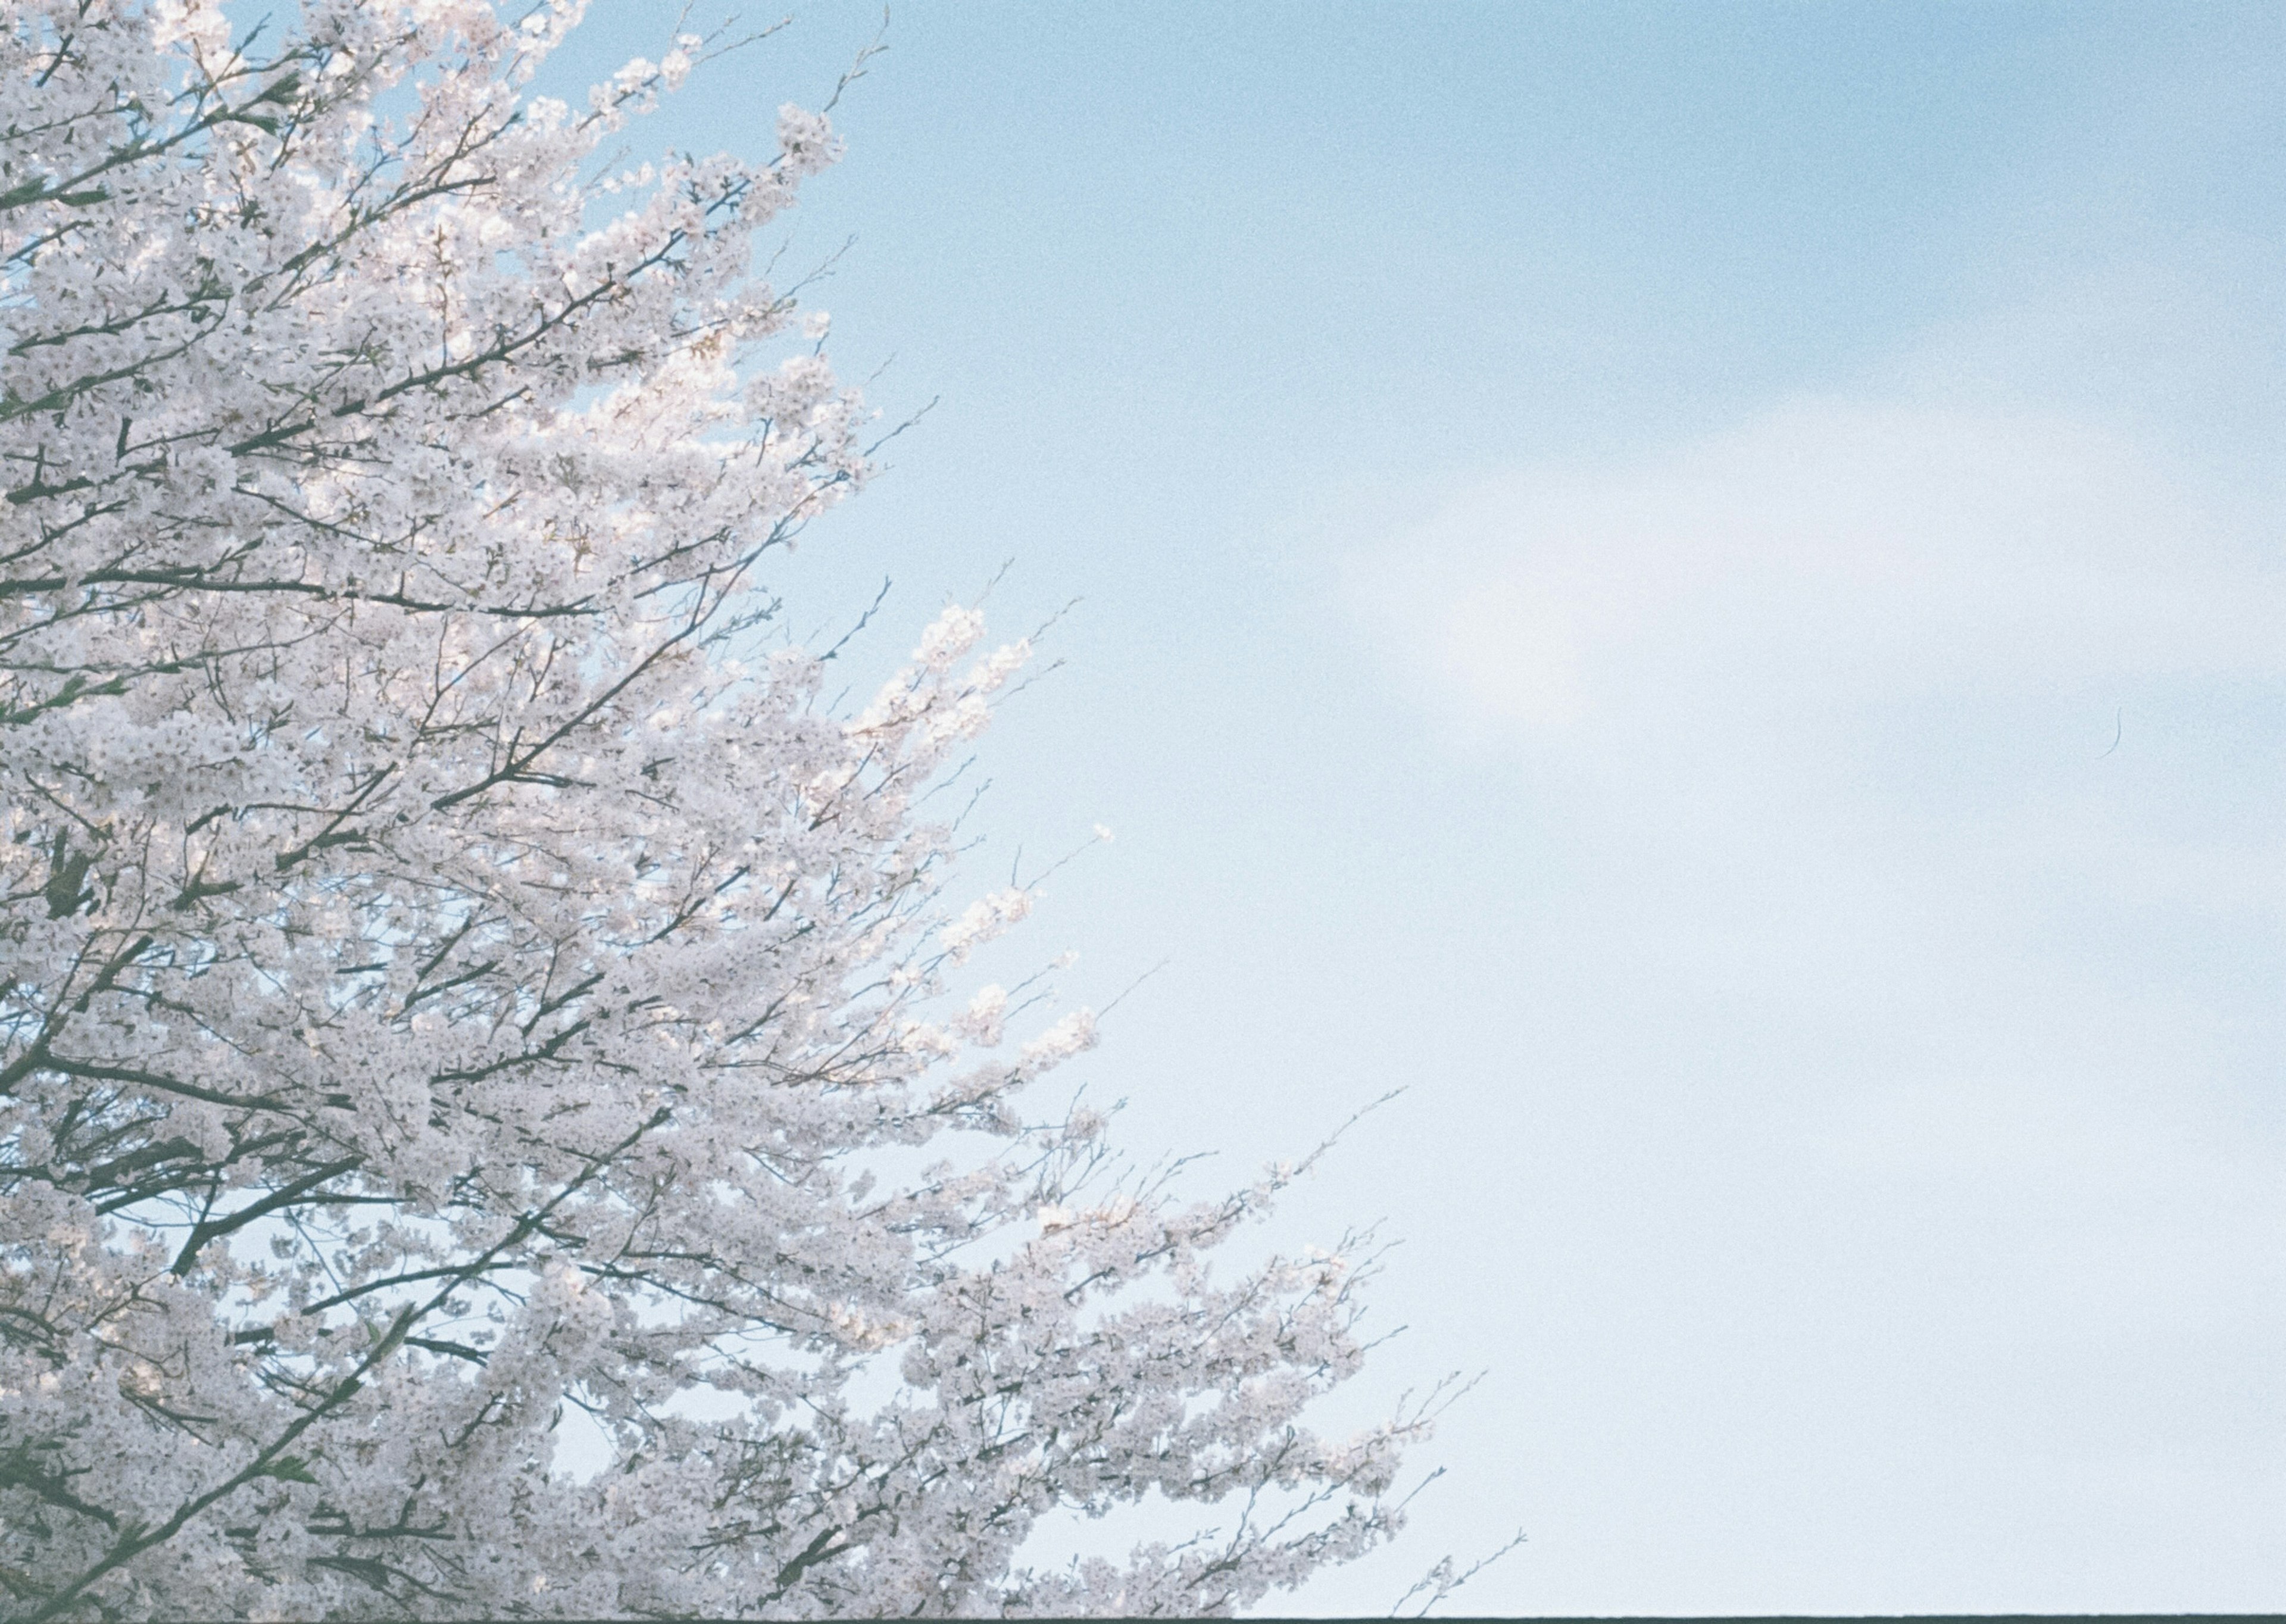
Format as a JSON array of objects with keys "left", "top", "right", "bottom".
[{"left": 541, "top": 5, "right": 2286, "bottom": 1614}]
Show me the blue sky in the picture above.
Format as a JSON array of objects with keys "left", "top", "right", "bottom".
[{"left": 543, "top": 5, "right": 2286, "bottom": 1614}]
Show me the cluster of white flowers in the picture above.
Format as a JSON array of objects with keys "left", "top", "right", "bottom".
[{"left": 0, "top": 3, "right": 1433, "bottom": 1617}]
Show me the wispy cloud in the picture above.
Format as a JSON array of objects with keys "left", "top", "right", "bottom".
[
  {"left": 1334, "top": 385, "right": 2286, "bottom": 1610},
  {"left": 1347, "top": 377, "right": 2286, "bottom": 1055},
  {"left": 1353, "top": 398, "right": 2279, "bottom": 747}
]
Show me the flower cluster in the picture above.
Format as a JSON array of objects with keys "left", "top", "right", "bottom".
[{"left": 0, "top": 4, "right": 1426, "bottom": 1617}]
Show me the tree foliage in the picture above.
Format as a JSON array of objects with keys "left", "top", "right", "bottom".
[{"left": 0, "top": 2, "right": 1429, "bottom": 1616}]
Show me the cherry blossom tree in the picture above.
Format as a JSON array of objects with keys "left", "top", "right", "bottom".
[{"left": 0, "top": 2, "right": 1447, "bottom": 1616}]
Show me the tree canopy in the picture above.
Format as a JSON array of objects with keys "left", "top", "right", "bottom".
[{"left": 0, "top": 3, "right": 1432, "bottom": 1616}]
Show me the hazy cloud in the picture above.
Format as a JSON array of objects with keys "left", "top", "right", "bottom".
[
  {"left": 1354, "top": 398, "right": 2281, "bottom": 747},
  {"left": 1334, "top": 389, "right": 2286, "bottom": 1610}
]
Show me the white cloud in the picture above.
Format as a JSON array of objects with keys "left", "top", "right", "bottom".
[
  {"left": 1344, "top": 396, "right": 2286, "bottom": 1055},
  {"left": 1351, "top": 398, "right": 2282, "bottom": 749},
  {"left": 1329, "top": 388, "right": 2286, "bottom": 1614}
]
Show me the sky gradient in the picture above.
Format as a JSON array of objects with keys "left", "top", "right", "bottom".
[{"left": 540, "top": 5, "right": 2286, "bottom": 1613}]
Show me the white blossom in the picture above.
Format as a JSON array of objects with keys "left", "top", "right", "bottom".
[
  {"left": 0, "top": 4, "right": 1435, "bottom": 1617},
  {"left": 939, "top": 888, "right": 1035, "bottom": 963}
]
